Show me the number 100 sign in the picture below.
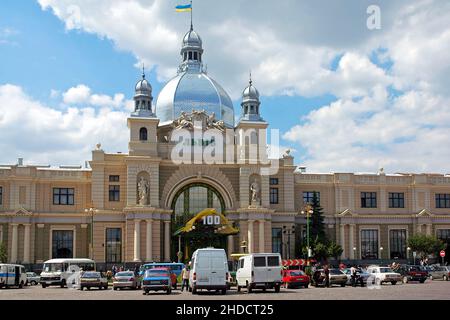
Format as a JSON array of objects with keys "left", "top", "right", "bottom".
[{"left": 202, "top": 215, "right": 221, "bottom": 226}]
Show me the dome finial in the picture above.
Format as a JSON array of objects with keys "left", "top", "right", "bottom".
[
  {"left": 190, "top": 0, "right": 193, "bottom": 31},
  {"left": 249, "top": 70, "right": 253, "bottom": 86},
  {"left": 142, "top": 63, "right": 146, "bottom": 79}
]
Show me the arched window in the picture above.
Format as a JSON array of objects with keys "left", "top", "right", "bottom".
[
  {"left": 188, "top": 51, "right": 193, "bottom": 60},
  {"left": 139, "top": 127, "right": 148, "bottom": 141},
  {"left": 194, "top": 52, "right": 198, "bottom": 61},
  {"left": 172, "top": 183, "right": 225, "bottom": 218}
]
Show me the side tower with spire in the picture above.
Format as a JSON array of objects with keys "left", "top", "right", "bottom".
[{"left": 128, "top": 67, "right": 159, "bottom": 157}]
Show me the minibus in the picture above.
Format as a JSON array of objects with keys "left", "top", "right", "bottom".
[
  {"left": 0, "top": 264, "right": 27, "bottom": 289},
  {"left": 40, "top": 258, "right": 96, "bottom": 288}
]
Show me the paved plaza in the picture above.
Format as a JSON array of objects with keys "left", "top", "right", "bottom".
[{"left": 1, "top": 281, "right": 449, "bottom": 300}]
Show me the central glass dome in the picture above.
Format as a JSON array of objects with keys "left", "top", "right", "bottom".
[{"left": 155, "top": 27, "right": 235, "bottom": 128}]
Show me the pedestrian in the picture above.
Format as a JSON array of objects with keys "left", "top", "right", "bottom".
[
  {"left": 134, "top": 264, "right": 140, "bottom": 277},
  {"left": 324, "top": 265, "right": 330, "bottom": 288},
  {"left": 181, "top": 264, "right": 190, "bottom": 292},
  {"left": 112, "top": 264, "right": 117, "bottom": 276},
  {"left": 350, "top": 265, "right": 357, "bottom": 287}
]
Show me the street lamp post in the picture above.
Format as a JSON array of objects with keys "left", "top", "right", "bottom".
[
  {"left": 407, "top": 247, "right": 411, "bottom": 264},
  {"left": 282, "top": 226, "right": 295, "bottom": 259},
  {"left": 85, "top": 204, "right": 99, "bottom": 261},
  {"left": 300, "top": 204, "right": 314, "bottom": 265}
]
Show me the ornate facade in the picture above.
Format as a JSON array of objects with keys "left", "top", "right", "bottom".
[{"left": 1, "top": 26, "right": 450, "bottom": 267}]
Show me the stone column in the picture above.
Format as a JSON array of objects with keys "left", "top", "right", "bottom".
[
  {"left": 259, "top": 220, "right": 265, "bottom": 253},
  {"left": 247, "top": 220, "right": 254, "bottom": 254},
  {"left": 23, "top": 224, "right": 31, "bottom": 263},
  {"left": 146, "top": 220, "right": 153, "bottom": 262},
  {"left": 349, "top": 224, "right": 355, "bottom": 260},
  {"left": 164, "top": 221, "right": 171, "bottom": 262},
  {"left": 426, "top": 224, "right": 432, "bottom": 236},
  {"left": 11, "top": 224, "right": 19, "bottom": 263},
  {"left": 133, "top": 220, "right": 141, "bottom": 262},
  {"left": 340, "top": 224, "right": 346, "bottom": 259},
  {"left": 227, "top": 235, "right": 234, "bottom": 258}
]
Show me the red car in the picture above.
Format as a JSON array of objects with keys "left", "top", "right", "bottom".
[{"left": 282, "top": 269, "right": 310, "bottom": 289}]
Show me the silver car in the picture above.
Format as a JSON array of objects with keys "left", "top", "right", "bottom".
[
  {"left": 26, "top": 272, "right": 40, "bottom": 286},
  {"left": 429, "top": 266, "right": 450, "bottom": 281},
  {"left": 113, "top": 271, "right": 141, "bottom": 290}
]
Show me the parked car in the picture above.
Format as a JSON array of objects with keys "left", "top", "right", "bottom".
[
  {"left": 140, "top": 263, "right": 183, "bottom": 290},
  {"left": 366, "top": 266, "right": 402, "bottom": 285},
  {"left": 236, "top": 253, "right": 282, "bottom": 293},
  {"left": 311, "top": 268, "right": 347, "bottom": 287},
  {"left": 429, "top": 266, "right": 450, "bottom": 281},
  {"left": 113, "top": 271, "right": 142, "bottom": 290},
  {"left": 342, "top": 268, "right": 370, "bottom": 286},
  {"left": 190, "top": 248, "right": 229, "bottom": 295},
  {"left": 79, "top": 271, "right": 108, "bottom": 290},
  {"left": 26, "top": 272, "right": 40, "bottom": 286},
  {"left": 142, "top": 268, "right": 172, "bottom": 295},
  {"left": 396, "top": 265, "right": 427, "bottom": 283},
  {"left": 282, "top": 269, "right": 309, "bottom": 289}
]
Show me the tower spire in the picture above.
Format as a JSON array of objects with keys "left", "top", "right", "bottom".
[
  {"left": 142, "top": 63, "right": 146, "bottom": 79},
  {"left": 249, "top": 70, "right": 253, "bottom": 86}
]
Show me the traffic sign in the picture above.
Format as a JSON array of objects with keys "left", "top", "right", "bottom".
[{"left": 440, "top": 250, "right": 446, "bottom": 258}]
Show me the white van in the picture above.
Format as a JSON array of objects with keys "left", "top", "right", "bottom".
[
  {"left": 189, "top": 248, "right": 229, "bottom": 295},
  {"left": 0, "top": 264, "right": 27, "bottom": 288},
  {"left": 40, "top": 258, "right": 96, "bottom": 288},
  {"left": 236, "top": 253, "right": 282, "bottom": 293}
]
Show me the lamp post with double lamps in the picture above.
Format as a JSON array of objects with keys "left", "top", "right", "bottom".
[
  {"left": 300, "top": 204, "right": 314, "bottom": 266},
  {"left": 85, "top": 204, "right": 99, "bottom": 261}
]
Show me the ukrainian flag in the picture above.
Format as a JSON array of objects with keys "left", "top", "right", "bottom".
[{"left": 176, "top": 4, "right": 192, "bottom": 12}]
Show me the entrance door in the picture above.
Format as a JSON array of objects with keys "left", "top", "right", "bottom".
[{"left": 14, "top": 266, "right": 20, "bottom": 286}]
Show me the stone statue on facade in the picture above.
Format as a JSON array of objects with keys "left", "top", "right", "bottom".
[
  {"left": 172, "top": 110, "right": 225, "bottom": 132},
  {"left": 250, "top": 180, "right": 260, "bottom": 206},
  {"left": 138, "top": 177, "right": 149, "bottom": 206}
]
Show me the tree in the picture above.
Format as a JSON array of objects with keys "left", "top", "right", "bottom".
[
  {"left": 328, "top": 242, "right": 344, "bottom": 261},
  {"left": 407, "top": 234, "right": 445, "bottom": 260},
  {"left": 310, "top": 192, "right": 326, "bottom": 243},
  {"left": 0, "top": 242, "right": 7, "bottom": 263}
]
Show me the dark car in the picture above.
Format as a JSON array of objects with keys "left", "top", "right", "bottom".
[
  {"left": 342, "top": 268, "right": 370, "bottom": 287},
  {"left": 397, "top": 265, "right": 427, "bottom": 283}
]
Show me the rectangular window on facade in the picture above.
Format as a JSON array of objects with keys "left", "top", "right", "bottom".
[
  {"left": 272, "top": 228, "right": 282, "bottom": 254},
  {"left": 109, "top": 185, "right": 120, "bottom": 202},
  {"left": 436, "top": 194, "right": 450, "bottom": 208},
  {"left": 53, "top": 188, "right": 75, "bottom": 205},
  {"left": 269, "top": 178, "right": 279, "bottom": 186},
  {"left": 361, "top": 192, "right": 377, "bottom": 208},
  {"left": 390, "top": 229, "right": 407, "bottom": 259},
  {"left": 437, "top": 229, "right": 450, "bottom": 241},
  {"left": 389, "top": 193, "right": 405, "bottom": 208},
  {"left": 0, "top": 186, "right": 2, "bottom": 205},
  {"left": 270, "top": 188, "right": 279, "bottom": 204},
  {"left": 52, "top": 230, "right": 74, "bottom": 259},
  {"left": 303, "top": 191, "right": 320, "bottom": 204},
  {"left": 361, "top": 229, "right": 378, "bottom": 260},
  {"left": 109, "top": 175, "right": 120, "bottom": 182},
  {"left": 105, "top": 228, "right": 122, "bottom": 263}
]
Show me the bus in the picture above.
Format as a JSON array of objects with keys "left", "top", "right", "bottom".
[
  {"left": 139, "top": 263, "right": 185, "bottom": 277},
  {"left": 40, "top": 258, "right": 96, "bottom": 288},
  {"left": 0, "top": 264, "right": 27, "bottom": 289}
]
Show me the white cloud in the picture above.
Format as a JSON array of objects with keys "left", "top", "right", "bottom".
[
  {"left": 0, "top": 84, "right": 129, "bottom": 166},
  {"left": 62, "top": 84, "right": 91, "bottom": 104},
  {"left": 62, "top": 84, "right": 128, "bottom": 109}
]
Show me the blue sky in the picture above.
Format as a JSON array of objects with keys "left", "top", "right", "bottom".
[{"left": 1, "top": 0, "right": 450, "bottom": 173}]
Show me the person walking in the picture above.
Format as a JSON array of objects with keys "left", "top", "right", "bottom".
[
  {"left": 134, "top": 264, "right": 140, "bottom": 277},
  {"left": 181, "top": 265, "right": 190, "bottom": 292},
  {"left": 111, "top": 265, "right": 117, "bottom": 276},
  {"left": 350, "top": 265, "right": 357, "bottom": 287},
  {"left": 324, "top": 265, "right": 330, "bottom": 288}
]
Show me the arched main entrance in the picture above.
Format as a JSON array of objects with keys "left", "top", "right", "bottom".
[{"left": 171, "top": 183, "right": 228, "bottom": 262}]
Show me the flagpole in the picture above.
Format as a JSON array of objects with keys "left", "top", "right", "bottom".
[{"left": 190, "top": 0, "right": 193, "bottom": 30}]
